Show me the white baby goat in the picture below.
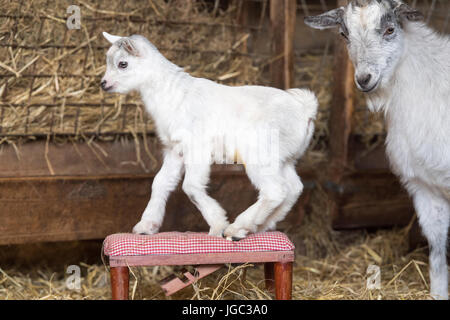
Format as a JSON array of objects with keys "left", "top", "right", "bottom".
[
  {"left": 101, "top": 32, "right": 318, "bottom": 241},
  {"left": 305, "top": 0, "right": 450, "bottom": 299}
]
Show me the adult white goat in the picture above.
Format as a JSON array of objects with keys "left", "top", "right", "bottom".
[
  {"left": 305, "top": 0, "right": 450, "bottom": 299},
  {"left": 101, "top": 32, "right": 318, "bottom": 241}
]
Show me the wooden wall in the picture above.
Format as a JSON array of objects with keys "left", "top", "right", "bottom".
[{"left": 0, "top": 0, "right": 424, "bottom": 245}]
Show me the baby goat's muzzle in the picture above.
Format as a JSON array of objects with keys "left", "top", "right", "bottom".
[{"left": 100, "top": 80, "right": 113, "bottom": 91}]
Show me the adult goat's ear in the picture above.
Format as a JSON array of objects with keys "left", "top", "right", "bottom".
[
  {"left": 395, "top": 3, "right": 424, "bottom": 22},
  {"left": 119, "top": 38, "right": 140, "bottom": 57},
  {"left": 102, "top": 31, "right": 122, "bottom": 44},
  {"left": 304, "top": 7, "right": 345, "bottom": 30}
]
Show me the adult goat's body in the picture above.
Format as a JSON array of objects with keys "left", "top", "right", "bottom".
[
  {"left": 101, "top": 32, "right": 318, "bottom": 241},
  {"left": 383, "top": 23, "right": 450, "bottom": 299},
  {"left": 305, "top": 0, "right": 449, "bottom": 299}
]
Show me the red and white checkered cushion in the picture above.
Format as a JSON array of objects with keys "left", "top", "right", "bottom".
[{"left": 103, "top": 231, "right": 295, "bottom": 257}]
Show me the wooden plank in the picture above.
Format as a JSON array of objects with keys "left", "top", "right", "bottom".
[
  {"left": 0, "top": 172, "right": 314, "bottom": 245},
  {"left": 0, "top": 138, "right": 252, "bottom": 178},
  {"left": 109, "top": 251, "right": 295, "bottom": 267},
  {"left": 0, "top": 136, "right": 162, "bottom": 178},
  {"left": 270, "top": 0, "right": 296, "bottom": 89},
  {"left": 0, "top": 176, "right": 150, "bottom": 244},
  {"left": 160, "top": 264, "right": 222, "bottom": 296},
  {"left": 330, "top": 172, "right": 415, "bottom": 229},
  {"left": 0, "top": 169, "right": 413, "bottom": 244}
]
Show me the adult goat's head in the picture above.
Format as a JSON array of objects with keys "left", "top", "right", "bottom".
[{"left": 304, "top": 0, "right": 423, "bottom": 93}]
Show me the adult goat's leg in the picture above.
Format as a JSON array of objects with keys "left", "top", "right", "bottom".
[
  {"left": 412, "top": 185, "right": 449, "bottom": 300},
  {"left": 182, "top": 163, "right": 229, "bottom": 236},
  {"left": 133, "top": 148, "right": 184, "bottom": 235}
]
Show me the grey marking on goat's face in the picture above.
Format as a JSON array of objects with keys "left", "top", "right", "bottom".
[
  {"left": 379, "top": 12, "right": 401, "bottom": 33},
  {"left": 304, "top": 0, "right": 423, "bottom": 93}
]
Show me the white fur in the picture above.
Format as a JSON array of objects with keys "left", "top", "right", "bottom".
[
  {"left": 307, "top": 0, "right": 449, "bottom": 299},
  {"left": 101, "top": 33, "right": 318, "bottom": 240},
  {"left": 368, "top": 21, "right": 450, "bottom": 300}
]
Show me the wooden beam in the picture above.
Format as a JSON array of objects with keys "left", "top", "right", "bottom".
[
  {"left": 328, "top": 0, "right": 355, "bottom": 228},
  {"left": 329, "top": 0, "right": 354, "bottom": 180},
  {"left": 270, "top": 0, "right": 296, "bottom": 89}
]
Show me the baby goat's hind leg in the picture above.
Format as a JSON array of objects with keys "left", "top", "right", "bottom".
[
  {"left": 223, "top": 165, "right": 287, "bottom": 240},
  {"left": 182, "top": 163, "right": 229, "bottom": 237},
  {"left": 258, "top": 163, "right": 303, "bottom": 232},
  {"left": 412, "top": 185, "right": 449, "bottom": 300}
]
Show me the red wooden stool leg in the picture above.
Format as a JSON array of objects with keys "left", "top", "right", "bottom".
[
  {"left": 110, "top": 266, "right": 129, "bottom": 300},
  {"left": 274, "top": 262, "right": 293, "bottom": 300},
  {"left": 264, "top": 262, "right": 275, "bottom": 292}
]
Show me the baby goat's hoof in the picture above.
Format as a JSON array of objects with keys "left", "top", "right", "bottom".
[
  {"left": 223, "top": 224, "right": 248, "bottom": 241},
  {"left": 132, "top": 220, "right": 159, "bottom": 235},
  {"left": 209, "top": 222, "right": 230, "bottom": 238}
]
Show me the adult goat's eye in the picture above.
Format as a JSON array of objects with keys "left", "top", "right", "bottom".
[
  {"left": 118, "top": 61, "right": 128, "bottom": 69},
  {"left": 384, "top": 27, "right": 395, "bottom": 36}
]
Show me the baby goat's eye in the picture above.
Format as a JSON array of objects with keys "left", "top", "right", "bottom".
[
  {"left": 118, "top": 61, "right": 128, "bottom": 69},
  {"left": 384, "top": 27, "right": 395, "bottom": 36}
]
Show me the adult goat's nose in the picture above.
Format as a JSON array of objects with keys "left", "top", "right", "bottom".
[
  {"left": 100, "top": 80, "right": 107, "bottom": 90},
  {"left": 356, "top": 74, "right": 372, "bottom": 89}
]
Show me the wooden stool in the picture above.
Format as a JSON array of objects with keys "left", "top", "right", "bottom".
[{"left": 103, "top": 231, "right": 295, "bottom": 300}]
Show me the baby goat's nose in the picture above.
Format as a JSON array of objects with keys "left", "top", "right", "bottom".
[
  {"left": 356, "top": 73, "right": 372, "bottom": 89},
  {"left": 100, "top": 80, "right": 107, "bottom": 90}
]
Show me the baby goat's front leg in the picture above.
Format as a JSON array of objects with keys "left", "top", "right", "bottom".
[
  {"left": 133, "top": 148, "right": 184, "bottom": 235},
  {"left": 182, "top": 163, "right": 229, "bottom": 237}
]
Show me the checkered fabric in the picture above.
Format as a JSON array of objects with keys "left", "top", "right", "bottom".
[{"left": 103, "top": 231, "right": 295, "bottom": 257}]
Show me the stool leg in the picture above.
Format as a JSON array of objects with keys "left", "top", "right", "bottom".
[
  {"left": 274, "top": 262, "right": 293, "bottom": 300},
  {"left": 110, "top": 266, "right": 129, "bottom": 300},
  {"left": 264, "top": 262, "right": 275, "bottom": 292}
]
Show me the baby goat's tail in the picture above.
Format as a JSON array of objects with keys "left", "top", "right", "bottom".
[
  {"left": 286, "top": 88, "right": 318, "bottom": 121},
  {"left": 286, "top": 88, "right": 318, "bottom": 159}
]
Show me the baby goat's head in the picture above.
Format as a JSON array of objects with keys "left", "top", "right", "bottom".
[
  {"left": 101, "top": 32, "right": 157, "bottom": 94},
  {"left": 305, "top": 0, "right": 423, "bottom": 93}
]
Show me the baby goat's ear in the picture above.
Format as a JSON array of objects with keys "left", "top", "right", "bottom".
[
  {"left": 304, "top": 7, "right": 345, "bottom": 30},
  {"left": 119, "top": 38, "right": 140, "bottom": 57},
  {"left": 394, "top": 3, "right": 424, "bottom": 22},
  {"left": 102, "top": 31, "right": 122, "bottom": 44}
]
